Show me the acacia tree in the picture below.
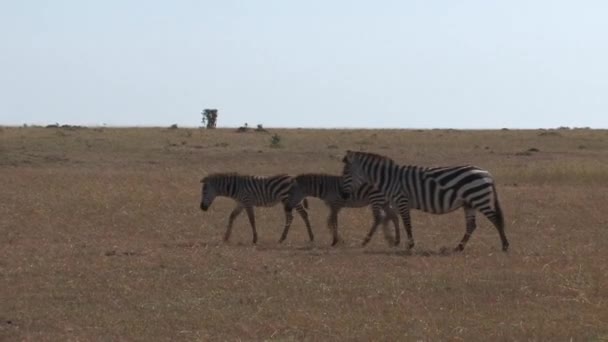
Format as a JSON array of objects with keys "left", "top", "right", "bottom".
[{"left": 202, "top": 109, "right": 218, "bottom": 129}]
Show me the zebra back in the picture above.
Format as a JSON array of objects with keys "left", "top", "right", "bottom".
[
  {"left": 202, "top": 172, "right": 296, "bottom": 206},
  {"left": 294, "top": 173, "right": 385, "bottom": 206},
  {"left": 343, "top": 150, "right": 499, "bottom": 214}
]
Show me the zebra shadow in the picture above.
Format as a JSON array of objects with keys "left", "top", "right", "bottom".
[
  {"left": 161, "top": 241, "right": 224, "bottom": 249},
  {"left": 255, "top": 243, "right": 364, "bottom": 253},
  {"left": 363, "top": 246, "right": 456, "bottom": 257}
]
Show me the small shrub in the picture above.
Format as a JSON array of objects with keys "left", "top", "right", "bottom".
[
  {"left": 169, "top": 124, "right": 178, "bottom": 129},
  {"left": 270, "top": 134, "right": 282, "bottom": 148},
  {"left": 236, "top": 123, "right": 249, "bottom": 133},
  {"left": 327, "top": 144, "right": 339, "bottom": 149},
  {"left": 255, "top": 124, "right": 268, "bottom": 133},
  {"left": 185, "top": 130, "right": 193, "bottom": 138},
  {"left": 528, "top": 148, "right": 540, "bottom": 152},
  {"left": 538, "top": 131, "right": 561, "bottom": 137}
]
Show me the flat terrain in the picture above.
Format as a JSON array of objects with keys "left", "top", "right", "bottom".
[{"left": 1, "top": 126, "right": 608, "bottom": 341}]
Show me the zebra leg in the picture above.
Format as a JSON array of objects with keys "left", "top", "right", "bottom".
[
  {"left": 396, "top": 197, "right": 415, "bottom": 250},
  {"left": 362, "top": 206, "right": 383, "bottom": 246},
  {"left": 455, "top": 206, "right": 476, "bottom": 252},
  {"left": 296, "top": 204, "right": 314, "bottom": 242},
  {"left": 327, "top": 206, "right": 340, "bottom": 246},
  {"left": 480, "top": 206, "right": 509, "bottom": 252},
  {"left": 278, "top": 205, "right": 295, "bottom": 243},
  {"left": 383, "top": 205, "right": 401, "bottom": 247},
  {"left": 244, "top": 206, "right": 258, "bottom": 244},
  {"left": 225, "top": 205, "right": 244, "bottom": 242}
]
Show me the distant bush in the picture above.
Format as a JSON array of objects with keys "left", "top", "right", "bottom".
[
  {"left": 169, "top": 124, "right": 178, "bottom": 129},
  {"left": 236, "top": 123, "right": 250, "bottom": 133},
  {"left": 538, "top": 131, "right": 561, "bottom": 137},
  {"left": 255, "top": 124, "right": 268, "bottom": 133},
  {"left": 61, "top": 124, "right": 85, "bottom": 131},
  {"left": 270, "top": 134, "right": 282, "bottom": 148}
]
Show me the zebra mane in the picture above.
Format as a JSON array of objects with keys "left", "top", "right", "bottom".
[
  {"left": 201, "top": 172, "right": 290, "bottom": 183},
  {"left": 295, "top": 173, "right": 340, "bottom": 179},
  {"left": 347, "top": 150, "right": 397, "bottom": 165},
  {"left": 201, "top": 172, "right": 241, "bottom": 183}
]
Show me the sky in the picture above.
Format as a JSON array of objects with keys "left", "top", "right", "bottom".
[{"left": 1, "top": 1, "right": 607, "bottom": 129}]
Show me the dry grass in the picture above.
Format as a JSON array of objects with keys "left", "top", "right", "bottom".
[{"left": 1, "top": 126, "right": 608, "bottom": 341}]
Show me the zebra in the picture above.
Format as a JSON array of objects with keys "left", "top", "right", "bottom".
[
  {"left": 200, "top": 172, "right": 314, "bottom": 244},
  {"left": 339, "top": 150, "right": 509, "bottom": 252},
  {"left": 285, "top": 173, "right": 400, "bottom": 247}
]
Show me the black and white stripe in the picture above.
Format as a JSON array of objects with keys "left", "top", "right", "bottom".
[
  {"left": 286, "top": 173, "right": 400, "bottom": 246},
  {"left": 340, "top": 151, "right": 509, "bottom": 252},
  {"left": 200, "top": 173, "right": 313, "bottom": 244}
]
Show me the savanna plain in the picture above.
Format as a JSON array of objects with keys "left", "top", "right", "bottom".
[{"left": 1, "top": 126, "right": 608, "bottom": 341}]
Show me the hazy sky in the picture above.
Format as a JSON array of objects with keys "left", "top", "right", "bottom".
[{"left": 1, "top": 1, "right": 607, "bottom": 128}]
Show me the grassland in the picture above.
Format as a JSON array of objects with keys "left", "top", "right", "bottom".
[{"left": 1, "top": 126, "right": 608, "bottom": 341}]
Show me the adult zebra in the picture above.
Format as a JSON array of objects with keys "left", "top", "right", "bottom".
[
  {"left": 339, "top": 151, "right": 509, "bottom": 252},
  {"left": 285, "top": 173, "right": 400, "bottom": 246},
  {"left": 200, "top": 172, "right": 314, "bottom": 244}
]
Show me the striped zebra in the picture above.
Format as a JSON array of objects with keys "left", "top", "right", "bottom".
[
  {"left": 340, "top": 151, "right": 509, "bottom": 252},
  {"left": 285, "top": 173, "right": 400, "bottom": 246},
  {"left": 200, "top": 172, "right": 313, "bottom": 244}
]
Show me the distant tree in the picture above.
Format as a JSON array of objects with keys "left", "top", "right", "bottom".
[{"left": 202, "top": 109, "right": 218, "bottom": 129}]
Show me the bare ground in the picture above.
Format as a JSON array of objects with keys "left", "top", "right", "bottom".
[{"left": 1, "top": 127, "right": 607, "bottom": 341}]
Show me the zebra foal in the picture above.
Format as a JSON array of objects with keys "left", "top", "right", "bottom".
[
  {"left": 340, "top": 151, "right": 509, "bottom": 252},
  {"left": 200, "top": 172, "right": 314, "bottom": 244},
  {"left": 286, "top": 173, "right": 400, "bottom": 246}
]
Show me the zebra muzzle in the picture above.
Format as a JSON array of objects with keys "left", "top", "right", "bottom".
[{"left": 200, "top": 203, "right": 209, "bottom": 211}]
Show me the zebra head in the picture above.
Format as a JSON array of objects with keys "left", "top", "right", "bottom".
[
  {"left": 200, "top": 176, "right": 217, "bottom": 211},
  {"left": 340, "top": 150, "right": 365, "bottom": 200}
]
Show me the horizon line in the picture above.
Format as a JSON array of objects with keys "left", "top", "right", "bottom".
[{"left": 0, "top": 124, "right": 604, "bottom": 130}]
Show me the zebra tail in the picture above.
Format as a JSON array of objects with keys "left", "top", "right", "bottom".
[
  {"left": 303, "top": 198, "right": 309, "bottom": 209},
  {"left": 493, "top": 184, "right": 505, "bottom": 229}
]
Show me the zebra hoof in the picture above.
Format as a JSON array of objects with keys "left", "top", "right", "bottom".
[
  {"left": 502, "top": 244, "right": 509, "bottom": 252},
  {"left": 453, "top": 244, "right": 464, "bottom": 252}
]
